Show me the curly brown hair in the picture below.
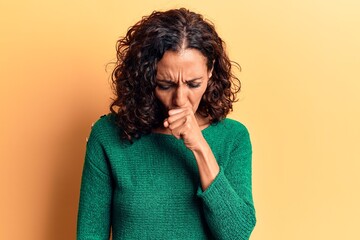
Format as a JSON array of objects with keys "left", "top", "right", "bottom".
[{"left": 110, "top": 8, "right": 241, "bottom": 141}]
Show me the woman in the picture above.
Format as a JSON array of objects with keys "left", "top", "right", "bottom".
[{"left": 77, "top": 8, "right": 256, "bottom": 240}]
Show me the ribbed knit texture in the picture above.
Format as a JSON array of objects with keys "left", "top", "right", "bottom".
[{"left": 77, "top": 114, "right": 256, "bottom": 240}]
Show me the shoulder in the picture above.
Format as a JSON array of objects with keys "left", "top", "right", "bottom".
[
  {"left": 212, "top": 118, "right": 250, "bottom": 138},
  {"left": 205, "top": 118, "right": 251, "bottom": 148},
  {"left": 92, "top": 113, "right": 117, "bottom": 130},
  {"left": 87, "top": 113, "right": 119, "bottom": 143},
  {"left": 221, "top": 118, "right": 249, "bottom": 131},
  {"left": 204, "top": 118, "right": 252, "bottom": 159},
  {"left": 221, "top": 119, "right": 252, "bottom": 155}
]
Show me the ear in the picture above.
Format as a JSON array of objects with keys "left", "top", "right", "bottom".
[{"left": 208, "top": 60, "right": 215, "bottom": 78}]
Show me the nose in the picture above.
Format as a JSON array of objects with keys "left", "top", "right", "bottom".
[{"left": 172, "top": 85, "right": 188, "bottom": 108}]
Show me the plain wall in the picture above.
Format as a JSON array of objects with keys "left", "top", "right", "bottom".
[{"left": 1, "top": 0, "right": 359, "bottom": 239}]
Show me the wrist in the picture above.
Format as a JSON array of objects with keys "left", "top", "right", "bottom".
[
  {"left": 192, "top": 140, "right": 220, "bottom": 190},
  {"left": 191, "top": 138, "right": 219, "bottom": 171},
  {"left": 190, "top": 136, "right": 208, "bottom": 153}
]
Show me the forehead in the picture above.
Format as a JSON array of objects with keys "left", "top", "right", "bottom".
[{"left": 156, "top": 49, "right": 208, "bottom": 75}]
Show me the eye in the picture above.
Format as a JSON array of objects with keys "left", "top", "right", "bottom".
[
  {"left": 156, "top": 84, "right": 172, "bottom": 90},
  {"left": 187, "top": 82, "right": 201, "bottom": 88}
]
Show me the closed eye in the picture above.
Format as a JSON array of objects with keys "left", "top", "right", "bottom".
[
  {"left": 156, "top": 80, "right": 175, "bottom": 90},
  {"left": 186, "top": 82, "right": 201, "bottom": 88},
  {"left": 157, "top": 84, "right": 172, "bottom": 90},
  {"left": 156, "top": 78, "right": 202, "bottom": 90}
]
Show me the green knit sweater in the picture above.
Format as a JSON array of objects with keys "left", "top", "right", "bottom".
[{"left": 77, "top": 114, "right": 256, "bottom": 240}]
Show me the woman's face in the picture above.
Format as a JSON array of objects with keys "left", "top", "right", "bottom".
[{"left": 155, "top": 48, "right": 213, "bottom": 114}]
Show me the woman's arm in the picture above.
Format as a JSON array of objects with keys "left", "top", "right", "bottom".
[
  {"left": 164, "top": 107, "right": 220, "bottom": 190},
  {"left": 196, "top": 131, "right": 256, "bottom": 240},
  {"left": 77, "top": 123, "right": 113, "bottom": 240},
  {"left": 191, "top": 138, "right": 220, "bottom": 191},
  {"left": 165, "top": 108, "right": 256, "bottom": 239}
]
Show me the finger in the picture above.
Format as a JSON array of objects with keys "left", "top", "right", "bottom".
[
  {"left": 168, "top": 114, "right": 189, "bottom": 130},
  {"left": 170, "top": 122, "right": 189, "bottom": 139},
  {"left": 167, "top": 108, "right": 192, "bottom": 124},
  {"left": 163, "top": 118, "right": 169, "bottom": 128},
  {"left": 168, "top": 108, "right": 185, "bottom": 115}
]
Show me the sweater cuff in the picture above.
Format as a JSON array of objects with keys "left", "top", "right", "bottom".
[{"left": 196, "top": 166, "right": 227, "bottom": 199}]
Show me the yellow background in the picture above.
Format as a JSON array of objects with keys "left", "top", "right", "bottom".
[{"left": 1, "top": 0, "right": 359, "bottom": 239}]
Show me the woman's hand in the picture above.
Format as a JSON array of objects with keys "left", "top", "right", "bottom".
[
  {"left": 164, "top": 107, "right": 220, "bottom": 190},
  {"left": 164, "top": 107, "right": 205, "bottom": 151}
]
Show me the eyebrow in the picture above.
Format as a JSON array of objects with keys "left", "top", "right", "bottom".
[{"left": 156, "top": 77, "right": 203, "bottom": 83}]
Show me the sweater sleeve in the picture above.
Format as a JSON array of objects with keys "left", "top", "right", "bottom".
[
  {"left": 197, "top": 127, "right": 256, "bottom": 240},
  {"left": 77, "top": 123, "right": 113, "bottom": 240}
]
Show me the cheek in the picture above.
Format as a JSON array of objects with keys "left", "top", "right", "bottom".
[
  {"left": 190, "top": 90, "right": 206, "bottom": 106},
  {"left": 154, "top": 90, "right": 168, "bottom": 105},
  {"left": 154, "top": 90, "right": 162, "bottom": 102}
]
